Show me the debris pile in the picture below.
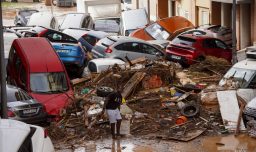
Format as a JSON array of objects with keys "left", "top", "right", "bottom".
[{"left": 48, "top": 56, "right": 248, "bottom": 148}]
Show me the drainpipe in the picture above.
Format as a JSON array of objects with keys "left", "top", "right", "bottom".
[
  {"left": 0, "top": 2, "right": 8, "bottom": 118},
  {"left": 232, "top": 0, "right": 237, "bottom": 64}
]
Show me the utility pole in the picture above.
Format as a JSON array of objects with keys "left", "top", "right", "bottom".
[
  {"left": 0, "top": 1, "right": 8, "bottom": 118},
  {"left": 232, "top": 0, "right": 237, "bottom": 64}
]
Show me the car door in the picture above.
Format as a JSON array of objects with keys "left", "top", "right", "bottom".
[
  {"left": 140, "top": 43, "right": 164, "bottom": 60},
  {"left": 114, "top": 42, "right": 144, "bottom": 60},
  {"left": 214, "top": 39, "right": 232, "bottom": 62}
]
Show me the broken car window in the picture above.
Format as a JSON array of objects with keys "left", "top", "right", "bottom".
[
  {"left": 145, "top": 23, "right": 170, "bottom": 40},
  {"left": 220, "top": 67, "right": 256, "bottom": 88}
]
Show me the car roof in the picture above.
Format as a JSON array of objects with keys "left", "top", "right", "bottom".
[
  {"left": 232, "top": 59, "right": 256, "bottom": 70},
  {"left": 107, "top": 36, "right": 147, "bottom": 43},
  {"left": 63, "top": 28, "right": 109, "bottom": 40},
  {"left": 87, "top": 30, "right": 110, "bottom": 38},
  {"left": 14, "top": 37, "right": 64, "bottom": 73},
  {"left": 178, "top": 34, "right": 213, "bottom": 40},
  {"left": 27, "top": 12, "right": 54, "bottom": 28}
]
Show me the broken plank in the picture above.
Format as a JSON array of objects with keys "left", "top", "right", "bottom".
[
  {"left": 217, "top": 90, "right": 246, "bottom": 132},
  {"left": 122, "top": 72, "right": 146, "bottom": 99},
  {"left": 125, "top": 57, "right": 147, "bottom": 66},
  {"left": 71, "top": 77, "right": 91, "bottom": 86}
]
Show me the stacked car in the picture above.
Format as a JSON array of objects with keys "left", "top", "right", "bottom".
[{"left": 4, "top": 5, "right": 237, "bottom": 129}]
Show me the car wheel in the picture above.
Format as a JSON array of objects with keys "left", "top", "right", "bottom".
[
  {"left": 181, "top": 104, "right": 200, "bottom": 118},
  {"left": 96, "top": 86, "right": 114, "bottom": 97}
]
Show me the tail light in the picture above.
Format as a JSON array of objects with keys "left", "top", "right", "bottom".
[
  {"left": 105, "top": 48, "right": 112, "bottom": 53},
  {"left": 7, "top": 110, "right": 15, "bottom": 117},
  {"left": 44, "top": 129, "right": 48, "bottom": 138}
]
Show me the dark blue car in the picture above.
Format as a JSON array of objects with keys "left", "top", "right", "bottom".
[
  {"left": 63, "top": 28, "right": 110, "bottom": 52},
  {"left": 22, "top": 26, "right": 87, "bottom": 77}
]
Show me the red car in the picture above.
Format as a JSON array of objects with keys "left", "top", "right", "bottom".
[
  {"left": 165, "top": 34, "right": 232, "bottom": 67},
  {"left": 6, "top": 37, "right": 74, "bottom": 120}
]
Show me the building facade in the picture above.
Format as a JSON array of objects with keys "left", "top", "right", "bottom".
[{"left": 131, "top": 0, "right": 256, "bottom": 50}]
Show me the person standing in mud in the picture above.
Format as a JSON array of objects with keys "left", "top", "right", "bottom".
[{"left": 102, "top": 90, "right": 123, "bottom": 139}]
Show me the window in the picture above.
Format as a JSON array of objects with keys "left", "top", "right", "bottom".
[
  {"left": 215, "top": 40, "right": 227, "bottom": 49},
  {"left": 141, "top": 44, "right": 159, "bottom": 55},
  {"left": 20, "top": 64, "right": 27, "bottom": 87},
  {"left": 220, "top": 67, "right": 256, "bottom": 88},
  {"left": 46, "top": 32, "right": 77, "bottom": 43},
  {"left": 115, "top": 42, "right": 140, "bottom": 52},
  {"left": 88, "top": 62, "right": 97, "bottom": 73},
  {"left": 82, "top": 35, "right": 97, "bottom": 46},
  {"left": 203, "top": 39, "right": 217, "bottom": 48},
  {"left": 145, "top": 23, "right": 170, "bottom": 40},
  {"left": 8, "top": 47, "right": 16, "bottom": 64},
  {"left": 248, "top": 76, "right": 256, "bottom": 88},
  {"left": 7, "top": 88, "right": 32, "bottom": 102},
  {"left": 30, "top": 72, "right": 68, "bottom": 93},
  {"left": 172, "top": 36, "right": 196, "bottom": 47},
  {"left": 82, "top": 16, "right": 92, "bottom": 28}
]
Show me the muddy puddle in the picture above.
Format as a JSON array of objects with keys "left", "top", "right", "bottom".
[{"left": 202, "top": 134, "right": 256, "bottom": 152}]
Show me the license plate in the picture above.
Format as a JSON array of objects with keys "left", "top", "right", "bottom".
[
  {"left": 56, "top": 49, "right": 70, "bottom": 53},
  {"left": 23, "top": 108, "right": 37, "bottom": 114},
  {"left": 171, "top": 55, "right": 181, "bottom": 60}
]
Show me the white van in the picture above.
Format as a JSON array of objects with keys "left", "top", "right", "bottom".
[{"left": 120, "top": 8, "right": 149, "bottom": 36}]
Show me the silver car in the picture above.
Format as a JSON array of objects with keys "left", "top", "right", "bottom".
[{"left": 91, "top": 36, "right": 164, "bottom": 61}]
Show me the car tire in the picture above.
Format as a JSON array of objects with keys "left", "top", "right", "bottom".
[
  {"left": 96, "top": 86, "right": 114, "bottom": 97},
  {"left": 180, "top": 104, "right": 200, "bottom": 118}
]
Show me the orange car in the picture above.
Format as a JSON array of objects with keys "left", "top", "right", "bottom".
[{"left": 130, "top": 16, "right": 194, "bottom": 41}]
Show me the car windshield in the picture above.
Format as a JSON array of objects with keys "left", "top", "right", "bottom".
[
  {"left": 145, "top": 23, "right": 170, "bottom": 40},
  {"left": 219, "top": 67, "right": 256, "bottom": 88},
  {"left": 172, "top": 36, "right": 196, "bottom": 47},
  {"left": 30, "top": 72, "right": 68, "bottom": 93},
  {"left": 6, "top": 89, "right": 32, "bottom": 102}
]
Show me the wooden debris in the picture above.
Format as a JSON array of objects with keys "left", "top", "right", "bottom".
[
  {"left": 125, "top": 56, "right": 147, "bottom": 66},
  {"left": 71, "top": 77, "right": 91, "bottom": 86},
  {"left": 122, "top": 72, "right": 146, "bottom": 98},
  {"left": 235, "top": 95, "right": 246, "bottom": 136}
]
